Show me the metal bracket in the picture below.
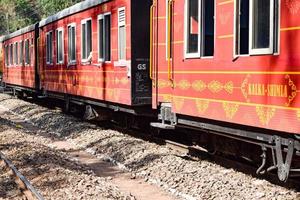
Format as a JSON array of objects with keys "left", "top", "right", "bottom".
[
  {"left": 256, "top": 146, "right": 267, "bottom": 175},
  {"left": 275, "top": 136, "right": 294, "bottom": 182}
]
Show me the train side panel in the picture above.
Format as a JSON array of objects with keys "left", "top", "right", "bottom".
[
  {"left": 39, "top": 0, "right": 149, "bottom": 107},
  {"left": 1, "top": 28, "right": 36, "bottom": 90},
  {"left": 153, "top": 0, "right": 300, "bottom": 134}
]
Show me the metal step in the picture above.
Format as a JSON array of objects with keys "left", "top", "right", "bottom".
[{"left": 150, "top": 122, "right": 175, "bottom": 130}]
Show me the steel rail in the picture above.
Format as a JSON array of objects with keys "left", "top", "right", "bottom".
[{"left": 0, "top": 152, "right": 44, "bottom": 200}]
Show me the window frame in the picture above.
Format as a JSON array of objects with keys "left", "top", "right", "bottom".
[
  {"left": 97, "top": 13, "right": 111, "bottom": 63},
  {"left": 24, "top": 39, "right": 30, "bottom": 65},
  {"left": 118, "top": 7, "right": 126, "bottom": 62},
  {"left": 184, "top": 0, "right": 215, "bottom": 59},
  {"left": 97, "top": 14, "right": 104, "bottom": 62},
  {"left": 81, "top": 18, "right": 92, "bottom": 63},
  {"left": 234, "top": 0, "right": 280, "bottom": 57},
  {"left": 19, "top": 40, "right": 24, "bottom": 66},
  {"left": 67, "top": 23, "right": 77, "bottom": 64},
  {"left": 46, "top": 31, "right": 54, "bottom": 65},
  {"left": 10, "top": 43, "right": 14, "bottom": 66},
  {"left": 56, "top": 27, "right": 64, "bottom": 64},
  {"left": 5, "top": 45, "right": 9, "bottom": 67},
  {"left": 249, "top": 0, "right": 274, "bottom": 55},
  {"left": 14, "top": 42, "right": 18, "bottom": 66}
]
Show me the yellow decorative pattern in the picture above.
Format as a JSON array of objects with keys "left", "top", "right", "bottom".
[
  {"left": 224, "top": 81, "right": 234, "bottom": 94},
  {"left": 121, "top": 77, "right": 129, "bottom": 85},
  {"left": 222, "top": 102, "right": 239, "bottom": 119},
  {"left": 256, "top": 106, "right": 276, "bottom": 125},
  {"left": 173, "top": 97, "right": 185, "bottom": 111},
  {"left": 285, "top": 75, "right": 297, "bottom": 106},
  {"left": 158, "top": 79, "right": 172, "bottom": 89},
  {"left": 297, "top": 110, "right": 300, "bottom": 121},
  {"left": 208, "top": 80, "right": 223, "bottom": 93},
  {"left": 192, "top": 80, "right": 207, "bottom": 92},
  {"left": 162, "top": 94, "right": 172, "bottom": 102},
  {"left": 195, "top": 100, "right": 209, "bottom": 114},
  {"left": 178, "top": 80, "right": 191, "bottom": 90}
]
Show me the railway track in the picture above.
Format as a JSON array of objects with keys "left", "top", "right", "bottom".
[{"left": 0, "top": 152, "right": 44, "bottom": 200}]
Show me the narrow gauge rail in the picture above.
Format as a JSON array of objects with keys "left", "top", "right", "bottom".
[{"left": 0, "top": 151, "right": 44, "bottom": 200}]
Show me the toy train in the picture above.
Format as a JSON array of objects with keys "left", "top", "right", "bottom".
[{"left": 1, "top": 0, "right": 300, "bottom": 181}]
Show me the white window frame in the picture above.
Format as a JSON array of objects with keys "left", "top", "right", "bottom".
[
  {"left": 98, "top": 14, "right": 104, "bottom": 62},
  {"left": 14, "top": 42, "right": 18, "bottom": 66},
  {"left": 24, "top": 39, "right": 30, "bottom": 65},
  {"left": 184, "top": 0, "right": 215, "bottom": 59},
  {"left": 118, "top": 7, "right": 126, "bottom": 62},
  {"left": 249, "top": 0, "right": 274, "bottom": 55},
  {"left": 67, "top": 23, "right": 77, "bottom": 64},
  {"left": 98, "top": 13, "right": 111, "bottom": 63},
  {"left": 184, "top": 0, "right": 201, "bottom": 58},
  {"left": 5, "top": 45, "right": 9, "bottom": 67},
  {"left": 19, "top": 40, "right": 24, "bottom": 66},
  {"left": 46, "top": 31, "right": 53, "bottom": 65},
  {"left": 10, "top": 44, "right": 13, "bottom": 66},
  {"left": 81, "top": 18, "right": 92, "bottom": 63},
  {"left": 56, "top": 27, "right": 64, "bottom": 64}
]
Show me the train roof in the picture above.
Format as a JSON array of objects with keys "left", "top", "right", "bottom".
[
  {"left": 39, "top": 0, "right": 110, "bottom": 27},
  {"left": 0, "top": 24, "right": 36, "bottom": 42}
]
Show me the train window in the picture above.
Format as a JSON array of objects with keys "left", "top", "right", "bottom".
[
  {"left": 25, "top": 39, "right": 30, "bottom": 65},
  {"left": 68, "top": 24, "right": 76, "bottom": 63},
  {"left": 184, "top": 0, "right": 214, "bottom": 58},
  {"left": 201, "top": 0, "right": 214, "bottom": 57},
  {"left": 14, "top": 43, "right": 18, "bottom": 65},
  {"left": 10, "top": 44, "right": 13, "bottom": 65},
  {"left": 104, "top": 14, "right": 111, "bottom": 61},
  {"left": 56, "top": 28, "right": 64, "bottom": 64},
  {"left": 98, "top": 15, "right": 104, "bottom": 61},
  {"left": 20, "top": 41, "right": 24, "bottom": 65},
  {"left": 81, "top": 19, "right": 92, "bottom": 62},
  {"left": 118, "top": 8, "right": 126, "bottom": 61},
  {"left": 235, "top": 0, "right": 279, "bottom": 55},
  {"left": 98, "top": 13, "right": 111, "bottom": 62},
  {"left": 5, "top": 46, "right": 9, "bottom": 66},
  {"left": 46, "top": 32, "right": 53, "bottom": 64}
]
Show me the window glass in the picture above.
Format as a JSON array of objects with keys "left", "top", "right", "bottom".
[
  {"left": 98, "top": 18, "right": 104, "bottom": 60},
  {"left": 252, "top": 0, "right": 270, "bottom": 49},
  {"left": 68, "top": 25, "right": 76, "bottom": 62},
  {"left": 25, "top": 40, "right": 30, "bottom": 64},
  {"left": 5, "top": 46, "right": 9, "bottom": 66},
  {"left": 81, "top": 19, "right": 92, "bottom": 61},
  {"left": 104, "top": 15, "right": 111, "bottom": 61},
  {"left": 202, "top": 0, "right": 214, "bottom": 56},
  {"left": 20, "top": 41, "right": 24, "bottom": 65},
  {"left": 15, "top": 43, "right": 19, "bottom": 65},
  {"left": 56, "top": 29, "right": 64, "bottom": 63},
  {"left": 10, "top": 44, "right": 13, "bottom": 65},
  {"left": 187, "top": 0, "right": 199, "bottom": 54}
]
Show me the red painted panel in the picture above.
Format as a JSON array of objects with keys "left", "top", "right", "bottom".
[
  {"left": 39, "top": 0, "right": 132, "bottom": 105},
  {"left": 2, "top": 31, "right": 36, "bottom": 89},
  {"left": 154, "top": 0, "right": 300, "bottom": 133}
]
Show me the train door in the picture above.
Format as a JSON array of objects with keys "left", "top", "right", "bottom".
[{"left": 150, "top": 0, "right": 175, "bottom": 109}]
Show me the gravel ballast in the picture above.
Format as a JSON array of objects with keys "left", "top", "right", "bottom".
[{"left": 0, "top": 93, "right": 299, "bottom": 200}]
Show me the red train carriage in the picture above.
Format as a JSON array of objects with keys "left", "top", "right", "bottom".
[
  {"left": 38, "top": 0, "right": 152, "bottom": 112},
  {"left": 150, "top": 0, "right": 300, "bottom": 181},
  {"left": 0, "top": 25, "right": 39, "bottom": 91}
]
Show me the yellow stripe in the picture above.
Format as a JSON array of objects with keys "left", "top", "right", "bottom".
[
  {"left": 154, "top": 93, "right": 300, "bottom": 111},
  {"left": 157, "top": 71, "right": 300, "bottom": 75},
  {"left": 218, "top": 0, "right": 234, "bottom": 6},
  {"left": 280, "top": 26, "right": 300, "bottom": 32},
  {"left": 218, "top": 34, "right": 234, "bottom": 39}
]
